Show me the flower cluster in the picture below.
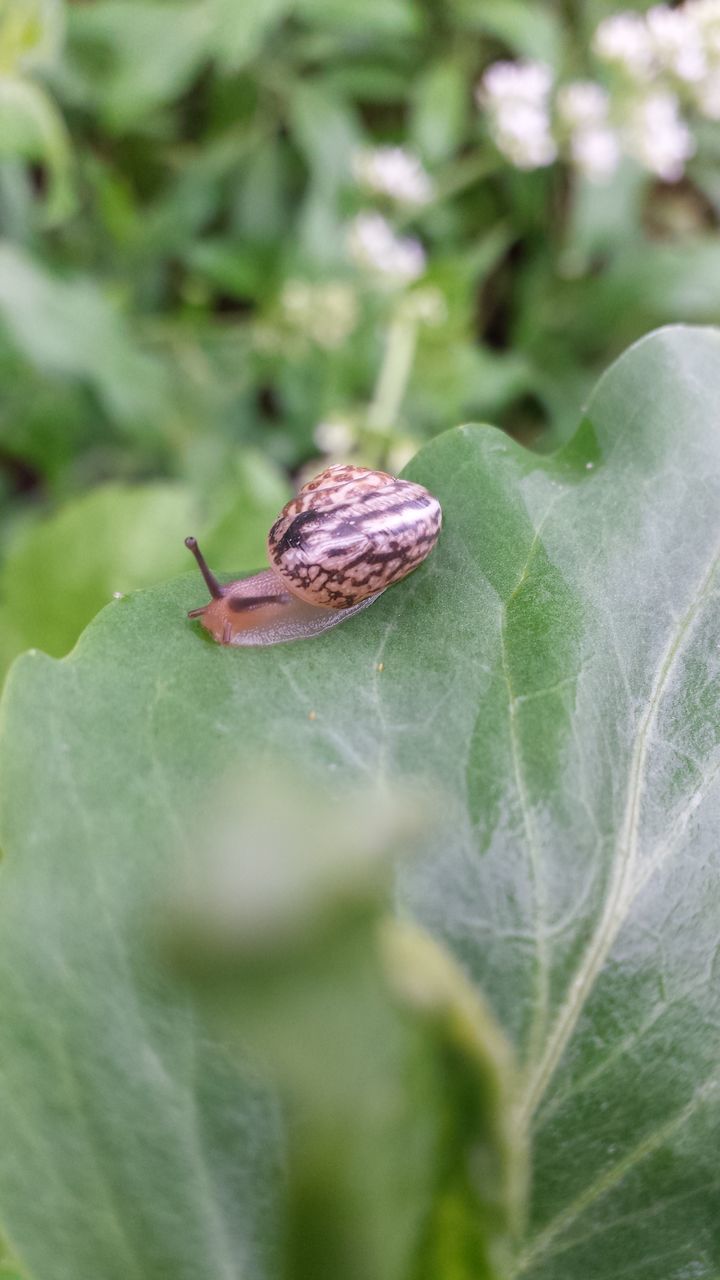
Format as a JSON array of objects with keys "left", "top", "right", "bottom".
[
  {"left": 479, "top": 61, "right": 557, "bottom": 170},
  {"left": 556, "top": 81, "right": 620, "bottom": 182},
  {"left": 478, "top": 0, "right": 720, "bottom": 184},
  {"left": 280, "top": 280, "right": 358, "bottom": 350},
  {"left": 352, "top": 146, "right": 432, "bottom": 206},
  {"left": 346, "top": 211, "right": 426, "bottom": 287},
  {"left": 346, "top": 146, "right": 430, "bottom": 287}
]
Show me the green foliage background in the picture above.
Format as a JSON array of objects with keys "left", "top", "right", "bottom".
[{"left": 3, "top": 0, "right": 720, "bottom": 672}]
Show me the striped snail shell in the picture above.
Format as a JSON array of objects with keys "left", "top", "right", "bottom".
[{"left": 185, "top": 464, "right": 442, "bottom": 647}]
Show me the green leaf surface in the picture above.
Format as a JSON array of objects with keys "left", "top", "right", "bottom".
[
  {"left": 0, "top": 1227, "right": 26, "bottom": 1280},
  {"left": 0, "top": 327, "right": 719, "bottom": 1276}
]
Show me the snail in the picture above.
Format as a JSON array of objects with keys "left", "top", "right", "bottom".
[{"left": 185, "top": 463, "right": 442, "bottom": 646}]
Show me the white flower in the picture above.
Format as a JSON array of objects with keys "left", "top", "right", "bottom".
[
  {"left": 347, "top": 212, "right": 426, "bottom": 286},
  {"left": 479, "top": 60, "right": 557, "bottom": 169},
  {"left": 352, "top": 146, "right": 432, "bottom": 206},
  {"left": 280, "top": 280, "right": 358, "bottom": 349},
  {"left": 313, "top": 419, "right": 356, "bottom": 454},
  {"left": 570, "top": 126, "right": 621, "bottom": 181},
  {"left": 481, "top": 60, "right": 553, "bottom": 103},
  {"left": 687, "top": 0, "right": 720, "bottom": 114},
  {"left": 624, "top": 91, "right": 695, "bottom": 180},
  {"left": 646, "top": 5, "right": 706, "bottom": 83},
  {"left": 556, "top": 80, "right": 610, "bottom": 128},
  {"left": 556, "top": 80, "right": 618, "bottom": 182},
  {"left": 493, "top": 101, "right": 558, "bottom": 168},
  {"left": 593, "top": 12, "right": 654, "bottom": 78}
]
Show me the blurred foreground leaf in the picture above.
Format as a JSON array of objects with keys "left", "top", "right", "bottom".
[
  {"left": 0, "top": 329, "right": 719, "bottom": 1276},
  {"left": 167, "top": 774, "right": 522, "bottom": 1280}
]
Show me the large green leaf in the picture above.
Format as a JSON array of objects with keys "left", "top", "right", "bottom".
[{"left": 0, "top": 327, "right": 719, "bottom": 1276}]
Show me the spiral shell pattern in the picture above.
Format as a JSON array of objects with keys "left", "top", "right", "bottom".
[{"left": 267, "top": 464, "right": 442, "bottom": 608}]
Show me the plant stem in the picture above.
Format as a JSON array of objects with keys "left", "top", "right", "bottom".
[{"left": 366, "top": 306, "right": 419, "bottom": 448}]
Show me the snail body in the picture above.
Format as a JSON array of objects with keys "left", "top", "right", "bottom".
[{"left": 185, "top": 464, "right": 442, "bottom": 647}]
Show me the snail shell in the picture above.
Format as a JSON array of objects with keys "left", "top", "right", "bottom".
[
  {"left": 268, "top": 464, "right": 442, "bottom": 608},
  {"left": 186, "top": 464, "right": 442, "bottom": 646}
]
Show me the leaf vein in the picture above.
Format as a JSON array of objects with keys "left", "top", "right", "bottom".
[{"left": 519, "top": 541, "right": 720, "bottom": 1125}]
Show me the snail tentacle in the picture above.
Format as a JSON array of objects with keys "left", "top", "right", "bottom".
[{"left": 185, "top": 465, "right": 441, "bottom": 647}]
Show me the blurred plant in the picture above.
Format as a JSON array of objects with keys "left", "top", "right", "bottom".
[
  {"left": 479, "top": 62, "right": 558, "bottom": 171},
  {"left": 167, "top": 769, "right": 523, "bottom": 1280},
  {"left": 478, "top": 1, "right": 720, "bottom": 184},
  {"left": 0, "top": 0, "right": 62, "bottom": 72},
  {"left": 310, "top": 286, "right": 447, "bottom": 472},
  {"left": 346, "top": 212, "right": 426, "bottom": 287},
  {"left": 0, "top": 0, "right": 71, "bottom": 220},
  {"left": 279, "top": 279, "right": 358, "bottom": 351},
  {"left": 352, "top": 145, "right": 433, "bottom": 207}
]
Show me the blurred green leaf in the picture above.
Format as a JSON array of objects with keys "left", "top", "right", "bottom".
[
  {"left": 233, "top": 138, "right": 290, "bottom": 244},
  {"left": 0, "top": 0, "right": 64, "bottom": 75},
  {"left": 564, "top": 162, "right": 645, "bottom": 260},
  {"left": 0, "top": 462, "right": 288, "bottom": 679},
  {"left": 205, "top": 0, "right": 294, "bottom": 71},
  {"left": 169, "top": 773, "right": 522, "bottom": 1280},
  {"left": 410, "top": 61, "right": 468, "bottom": 166},
  {"left": 202, "top": 450, "right": 289, "bottom": 565},
  {"left": 295, "top": 0, "right": 419, "bottom": 37},
  {"left": 66, "top": 1, "right": 212, "bottom": 128},
  {"left": 458, "top": 0, "right": 562, "bottom": 65},
  {"left": 0, "top": 483, "right": 199, "bottom": 671},
  {"left": 288, "top": 81, "right": 360, "bottom": 261},
  {"left": 0, "top": 243, "right": 168, "bottom": 427},
  {"left": 0, "top": 77, "right": 73, "bottom": 221},
  {"left": 601, "top": 238, "right": 720, "bottom": 323},
  {"left": 0, "top": 330, "right": 719, "bottom": 1276},
  {"left": 187, "top": 236, "right": 278, "bottom": 298}
]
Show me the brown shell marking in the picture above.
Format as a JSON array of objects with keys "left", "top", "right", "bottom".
[{"left": 267, "top": 464, "right": 442, "bottom": 608}]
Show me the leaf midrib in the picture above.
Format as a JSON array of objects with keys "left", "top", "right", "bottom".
[{"left": 517, "top": 541, "right": 720, "bottom": 1131}]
